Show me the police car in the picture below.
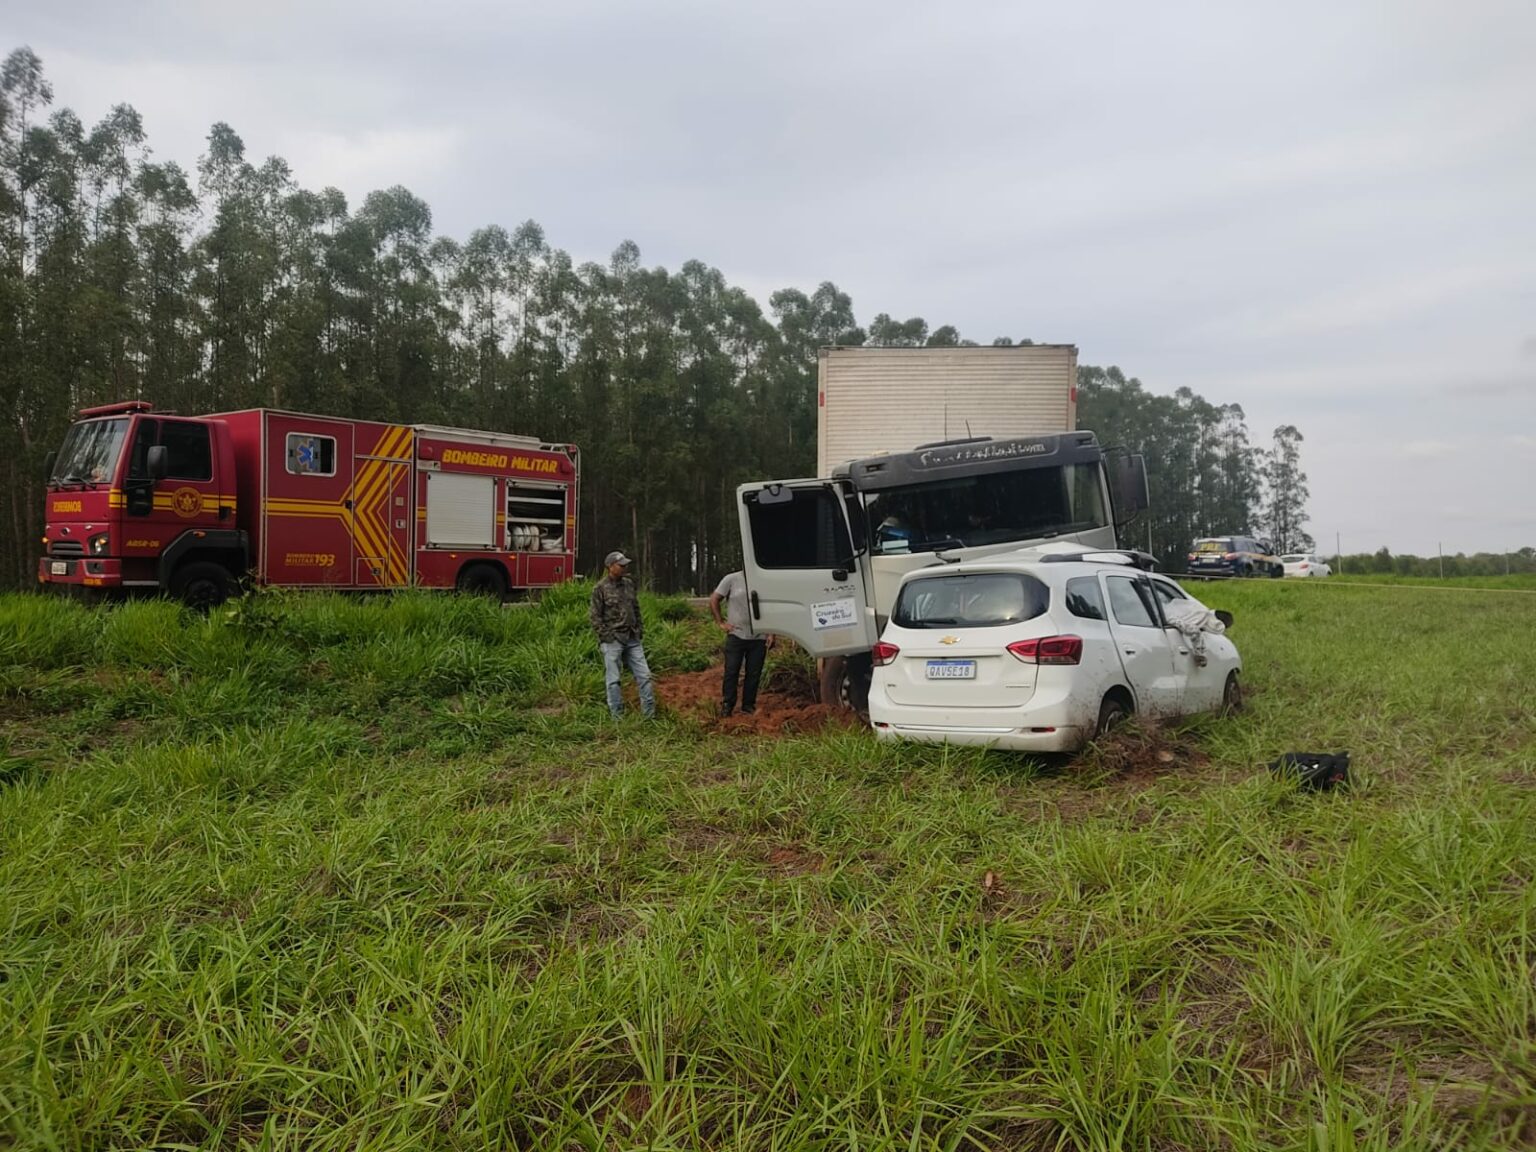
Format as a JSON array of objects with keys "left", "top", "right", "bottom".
[{"left": 1187, "top": 536, "right": 1282, "bottom": 578}]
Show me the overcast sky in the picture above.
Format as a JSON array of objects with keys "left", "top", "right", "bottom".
[{"left": 6, "top": 0, "right": 1534, "bottom": 554}]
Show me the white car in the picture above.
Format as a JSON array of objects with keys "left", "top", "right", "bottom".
[
  {"left": 1280, "top": 553, "right": 1331, "bottom": 578},
  {"left": 868, "top": 551, "right": 1243, "bottom": 753}
]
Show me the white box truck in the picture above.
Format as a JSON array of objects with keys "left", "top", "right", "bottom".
[
  {"left": 738, "top": 345, "right": 1149, "bottom": 708},
  {"left": 817, "top": 344, "right": 1080, "bottom": 477}
]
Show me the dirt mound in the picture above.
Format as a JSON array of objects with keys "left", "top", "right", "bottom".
[
  {"left": 657, "top": 662, "right": 859, "bottom": 736},
  {"left": 1071, "top": 719, "right": 1208, "bottom": 784}
]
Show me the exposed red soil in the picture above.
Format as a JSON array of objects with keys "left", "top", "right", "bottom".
[{"left": 656, "top": 660, "right": 859, "bottom": 736}]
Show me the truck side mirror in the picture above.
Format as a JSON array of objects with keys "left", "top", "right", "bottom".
[
  {"left": 44, "top": 450, "right": 56, "bottom": 479},
  {"left": 1110, "top": 453, "right": 1149, "bottom": 524},
  {"left": 147, "top": 445, "right": 168, "bottom": 481}
]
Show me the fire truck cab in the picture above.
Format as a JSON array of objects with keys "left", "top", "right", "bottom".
[{"left": 39, "top": 402, "right": 580, "bottom": 607}]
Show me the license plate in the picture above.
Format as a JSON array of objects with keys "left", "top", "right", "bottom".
[
  {"left": 50, "top": 561, "right": 68, "bottom": 576},
  {"left": 926, "top": 660, "right": 976, "bottom": 680}
]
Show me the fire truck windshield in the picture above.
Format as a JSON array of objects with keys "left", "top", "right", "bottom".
[
  {"left": 866, "top": 461, "right": 1109, "bottom": 555},
  {"left": 50, "top": 418, "right": 129, "bottom": 487}
]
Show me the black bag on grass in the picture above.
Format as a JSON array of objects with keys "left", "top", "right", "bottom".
[{"left": 1269, "top": 751, "right": 1351, "bottom": 792}]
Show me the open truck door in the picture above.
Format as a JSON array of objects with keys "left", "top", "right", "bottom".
[{"left": 737, "top": 479, "right": 877, "bottom": 658}]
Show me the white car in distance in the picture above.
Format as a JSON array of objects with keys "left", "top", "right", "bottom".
[
  {"left": 868, "top": 550, "right": 1243, "bottom": 753},
  {"left": 1281, "top": 554, "right": 1331, "bottom": 578}
]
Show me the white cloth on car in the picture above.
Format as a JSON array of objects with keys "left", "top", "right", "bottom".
[{"left": 1161, "top": 598, "right": 1225, "bottom": 664}]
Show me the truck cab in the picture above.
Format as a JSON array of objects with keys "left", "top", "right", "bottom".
[
  {"left": 737, "top": 432, "right": 1148, "bottom": 708},
  {"left": 40, "top": 402, "right": 246, "bottom": 606}
]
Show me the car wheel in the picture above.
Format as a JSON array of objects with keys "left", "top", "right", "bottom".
[
  {"left": 1221, "top": 672, "right": 1243, "bottom": 715},
  {"left": 171, "top": 562, "right": 231, "bottom": 612},
  {"left": 1095, "top": 693, "right": 1132, "bottom": 737}
]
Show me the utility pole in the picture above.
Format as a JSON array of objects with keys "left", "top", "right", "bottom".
[
  {"left": 1438, "top": 542, "right": 1444, "bottom": 580},
  {"left": 1336, "top": 531, "right": 1342, "bottom": 574}
]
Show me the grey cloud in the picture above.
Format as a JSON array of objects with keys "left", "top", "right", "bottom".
[{"left": 4, "top": 0, "right": 1536, "bottom": 550}]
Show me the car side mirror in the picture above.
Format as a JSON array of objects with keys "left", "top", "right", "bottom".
[
  {"left": 147, "top": 445, "right": 168, "bottom": 481},
  {"left": 1214, "top": 609, "right": 1234, "bottom": 629}
]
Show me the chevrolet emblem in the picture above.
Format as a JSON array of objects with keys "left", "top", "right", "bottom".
[{"left": 940, "top": 635, "right": 959, "bottom": 645}]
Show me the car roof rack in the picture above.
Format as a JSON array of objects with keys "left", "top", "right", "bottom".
[{"left": 1037, "top": 549, "right": 1159, "bottom": 571}]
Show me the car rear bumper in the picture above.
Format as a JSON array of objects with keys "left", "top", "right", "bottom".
[
  {"left": 868, "top": 680, "right": 1097, "bottom": 753},
  {"left": 872, "top": 721, "right": 1087, "bottom": 752}
]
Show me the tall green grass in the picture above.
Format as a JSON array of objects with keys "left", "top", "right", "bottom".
[{"left": 2, "top": 579, "right": 1534, "bottom": 1149}]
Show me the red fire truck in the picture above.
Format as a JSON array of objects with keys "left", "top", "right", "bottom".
[{"left": 38, "top": 402, "right": 580, "bottom": 607}]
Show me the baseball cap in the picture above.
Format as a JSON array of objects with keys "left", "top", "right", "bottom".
[{"left": 604, "top": 550, "right": 633, "bottom": 567}]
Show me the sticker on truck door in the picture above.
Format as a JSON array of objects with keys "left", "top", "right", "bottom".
[{"left": 811, "top": 598, "right": 858, "bottom": 629}]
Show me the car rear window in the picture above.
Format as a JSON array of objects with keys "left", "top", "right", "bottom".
[
  {"left": 893, "top": 572, "right": 1049, "bottom": 629},
  {"left": 1193, "top": 539, "right": 1232, "bottom": 553}
]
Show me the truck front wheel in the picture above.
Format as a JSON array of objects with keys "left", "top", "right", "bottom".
[
  {"left": 818, "top": 653, "right": 873, "bottom": 714},
  {"left": 171, "top": 562, "right": 232, "bottom": 611}
]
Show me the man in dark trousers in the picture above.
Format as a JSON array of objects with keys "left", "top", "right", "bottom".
[
  {"left": 590, "top": 550, "right": 655, "bottom": 719},
  {"left": 710, "top": 570, "right": 772, "bottom": 716}
]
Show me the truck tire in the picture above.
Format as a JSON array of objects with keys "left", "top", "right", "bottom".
[
  {"left": 456, "top": 562, "right": 508, "bottom": 600},
  {"left": 171, "top": 562, "right": 232, "bottom": 612},
  {"left": 818, "top": 653, "right": 872, "bottom": 714}
]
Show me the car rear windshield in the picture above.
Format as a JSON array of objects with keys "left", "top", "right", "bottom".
[
  {"left": 892, "top": 572, "right": 1049, "bottom": 629},
  {"left": 1193, "top": 539, "right": 1233, "bottom": 553}
]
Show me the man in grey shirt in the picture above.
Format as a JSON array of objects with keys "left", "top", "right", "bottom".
[{"left": 710, "top": 570, "right": 772, "bottom": 716}]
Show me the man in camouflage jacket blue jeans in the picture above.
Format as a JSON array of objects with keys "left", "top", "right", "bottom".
[{"left": 589, "top": 550, "right": 656, "bottom": 718}]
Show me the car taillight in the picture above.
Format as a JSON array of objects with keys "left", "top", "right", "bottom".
[
  {"left": 1299, "top": 563, "right": 1308, "bottom": 570},
  {"left": 871, "top": 641, "right": 900, "bottom": 666},
  {"left": 1224, "top": 552, "right": 1238, "bottom": 560},
  {"left": 1006, "top": 635, "right": 1083, "bottom": 665}
]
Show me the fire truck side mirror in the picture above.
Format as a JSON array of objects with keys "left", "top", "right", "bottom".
[
  {"left": 147, "top": 445, "right": 169, "bottom": 481},
  {"left": 44, "top": 450, "right": 56, "bottom": 479}
]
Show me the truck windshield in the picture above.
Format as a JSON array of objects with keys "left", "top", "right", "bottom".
[
  {"left": 50, "top": 418, "right": 129, "bottom": 486},
  {"left": 866, "top": 461, "right": 1108, "bottom": 555}
]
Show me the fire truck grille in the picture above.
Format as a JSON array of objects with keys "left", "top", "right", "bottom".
[{"left": 47, "top": 540, "right": 85, "bottom": 557}]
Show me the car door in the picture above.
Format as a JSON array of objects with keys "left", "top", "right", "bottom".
[
  {"left": 1150, "top": 576, "right": 1225, "bottom": 711},
  {"left": 737, "top": 479, "right": 877, "bottom": 657},
  {"left": 1100, "top": 572, "right": 1182, "bottom": 715}
]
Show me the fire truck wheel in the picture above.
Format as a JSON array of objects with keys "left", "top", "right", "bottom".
[
  {"left": 456, "top": 562, "right": 508, "bottom": 600},
  {"left": 171, "top": 562, "right": 231, "bottom": 611}
]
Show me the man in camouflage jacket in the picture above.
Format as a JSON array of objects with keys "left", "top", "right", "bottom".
[{"left": 590, "top": 550, "right": 655, "bottom": 718}]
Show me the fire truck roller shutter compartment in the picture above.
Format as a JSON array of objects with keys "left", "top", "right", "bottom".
[{"left": 426, "top": 471, "right": 496, "bottom": 548}]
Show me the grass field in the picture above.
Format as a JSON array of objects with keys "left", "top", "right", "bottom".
[
  {"left": 1287, "top": 572, "right": 1536, "bottom": 592},
  {"left": 2, "top": 579, "right": 1534, "bottom": 1150}
]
